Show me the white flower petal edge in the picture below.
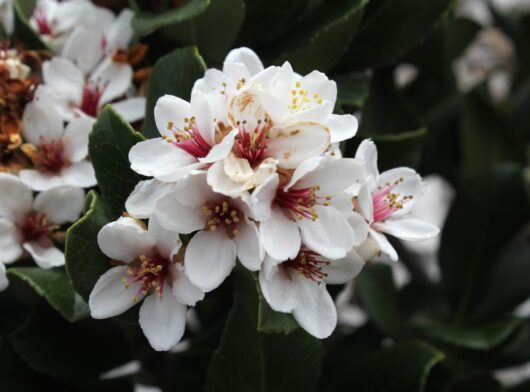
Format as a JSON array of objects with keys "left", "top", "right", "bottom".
[{"left": 0, "top": 263, "right": 8, "bottom": 292}]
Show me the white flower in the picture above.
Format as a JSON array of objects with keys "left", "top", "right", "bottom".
[
  {"left": 0, "top": 263, "right": 7, "bottom": 292},
  {"left": 345, "top": 140, "right": 440, "bottom": 261},
  {"left": 20, "top": 100, "right": 96, "bottom": 191},
  {"left": 125, "top": 179, "right": 177, "bottom": 219},
  {"left": 251, "top": 156, "right": 367, "bottom": 261},
  {"left": 129, "top": 93, "right": 238, "bottom": 182},
  {"left": 0, "top": 173, "right": 84, "bottom": 268},
  {"left": 62, "top": 8, "right": 134, "bottom": 74},
  {"left": 89, "top": 215, "right": 204, "bottom": 351},
  {"left": 35, "top": 55, "right": 143, "bottom": 124},
  {"left": 30, "top": 0, "right": 95, "bottom": 52},
  {"left": 0, "top": 0, "right": 13, "bottom": 34},
  {"left": 154, "top": 171, "right": 263, "bottom": 292},
  {"left": 259, "top": 246, "right": 364, "bottom": 339}
]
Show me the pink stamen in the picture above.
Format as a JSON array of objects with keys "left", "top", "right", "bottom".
[
  {"left": 371, "top": 178, "right": 413, "bottom": 223},
  {"left": 276, "top": 185, "right": 330, "bottom": 221},
  {"left": 165, "top": 117, "right": 211, "bottom": 159},
  {"left": 234, "top": 119, "right": 268, "bottom": 166},
  {"left": 34, "top": 7, "right": 53, "bottom": 36},
  {"left": 36, "top": 139, "right": 66, "bottom": 173},
  {"left": 80, "top": 82, "right": 106, "bottom": 117},
  {"left": 21, "top": 212, "right": 56, "bottom": 242},
  {"left": 284, "top": 249, "right": 330, "bottom": 283}
]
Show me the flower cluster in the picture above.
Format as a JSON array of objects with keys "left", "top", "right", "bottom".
[
  {"left": 89, "top": 48, "right": 439, "bottom": 350},
  {"left": 0, "top": 0, "right": 147, "bottom": 290}
]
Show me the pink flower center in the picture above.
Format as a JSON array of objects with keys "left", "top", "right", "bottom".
[
  {"left": 284, "top": 249, "right": 330, "bottom": 283},
  {"left": 165, "top": 117, "right": 211, "bottom": 159},
  {"left": 35, "top": 140, "right": 67, "bottom": 173},
  {"left": 34, "top": 7, "right": 53, "bottom": 36},
  {"left": 21, "top": 212, "right": 56, "bottom": 242},
  {"left": 80, "top": 83, "right": 106, "bottom": 117},
  {"left": 234, "top": 119, "right": 269, "bottom": 166},
  {"left": 371, "top": 177, "right": 413, "bottom": 223},
  {"left": 276, "top": 185, "right": 331, "bottom": 221},
  {"left": 202, "top": 200, "right": 240, "bottom": 238},
  {"left": 123, "top": 253, "right": 168, "bottom": 301}
]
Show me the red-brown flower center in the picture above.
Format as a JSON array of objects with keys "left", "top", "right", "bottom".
[
  {"left": 80, "top": 83, "right": 105, "bottom": 117},
  {"left": 34, "top": 140, "right": 67, "bottom": 173},
  {"left": 276, "top": 185, "right": 330, "bottom": 221},
  {"left": 34, "top": 7, "right": 53, "bottom": 36},
  {"left": 284, "top": 249, "right": 330, "bottom": 283},
  {"left": 371, "top": 177, "right": 412, "bottom": 223},
  {"left": 123, "top": 253, "right": 169, "bottom": 301},
  {"left": 21, "top": 212, "right": 57, "bottom": 242},
  {"left": 165, "top": 117, "right": 212, "bottom": 159},
  {"left": 234, "top": 119, "right": 269, "bottom": 167}
]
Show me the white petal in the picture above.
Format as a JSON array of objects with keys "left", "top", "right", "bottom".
[
  {"left": 105, "top": 9, "right": 134, "bottom": 52},
  {"left": 298, "top": 206, "right": 354, "bottom": 260},
  {"left": 234, "top": 218, "right": 263, "bottom": 271},
  {"left": 128, "top": 138, "right": 199, "bottom": 180},
  {"left": 369, "top": 229, "right": 398, "bottom": 261},
  {"left": 322, "top": 248, "right": 365, "bottom": 284},
  {"left": 170, "top": 266, "right": 205, "bottom": 306},
  {"left": 0, "top": 173, "right": 32, "bottom": 223},
  {"left": 357, "top": 184, "right": 374, "bottom": 223},
  {"left": 89, "top": 265, "right": 140, "bottom": 319},
  {"left": 326, "top": 114, "right": 358, "bottom": 143},
  {"left": 90, "top": 58, "right": 132, "bottom": 106},
  {"left": 33, "top": 186, "right": 84, "bottom": 224},
  {"left": 125, "top": 179, "right": 176, "bottom": 219},
  {"left": 378, "top": 168, "right": 423, "bottom": 216},
  {"left": 0, "top": 263, "right": 8, "bottom": 292},
  {"left": 154, "top": 94, "right": 191, "bottom": 138},
  {"left": 298, "top": 70, "right": 337, "bottom": 103},
  {"left": 174, "top": 171, "right": 215, "bottom": 207},
  {"left": 284, "top": 156, "right": 322, "bottom": 190},
  {"left": 260, "top": 206, "right": 301, "bottom": 260},
  {"left": 207, "top": 160, "right": 251, "bottom": 197},
  {"left": 267, "top": 122, "right": 330, "bottom": 169},
  {"left": 348, "top": 211, "right": 370, "bottom": 246},
  {"left": 148, "top": 214, "right": 182, "bottom": 259},
  {"left": 42, "top": 57, "right": 84, "bottom": 104},
  {"left": 250, "top": 173, "right": 279, "bottom": 221},
  {"left": 190, "top": 92, "right": 215, "bottom": 145},
  {"left": 97, "top": 217, "right": 154, "bottom": 263},
  {"left": 292, "top": 274, "right": 337, "bottom": 339},
  {"left": 22, "top": 101, "right": 64, "bottom": 145},
  {"left": 184, "top": 230, "right": 236, "bottom": 292},
  {"left": 111, "top": 97, "right": 146, "bottom": 123},
  {"left": 223, "top": 47, "right": 264, "bottom": 76},
  {"left": 374, "top": 218, "right": 439, "bottom": 241},
  {"left": 139, "top": 291, "right": 187, "bottom": 351},
  {"left": 199, "top": 128, "right": 237, "bottom": 164},
  {"left": 259, "top": 258, "right": 298, "bottom": 313},
  {"left": 23, "top": 242, "right": 64, "bottom": 268},
  {"left": 62, "top": 116, "right": 95, "bottom": 162},
  {"left": 0, "top": 219, "right": 23, "bottom": 264},
  {"left": 155, "top": 194, "right": 205, "bottom": 234},
  {"left": 62, "top": 26, "right": 104, "bottom": 74},
  {"left": 355, "top": 139, "right": 379, "bottom": 188}
]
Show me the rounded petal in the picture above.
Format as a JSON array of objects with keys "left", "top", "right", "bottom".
[
  {"left": 190, "top": 92, "right": 215, "bottom": 145},
  {"left": 374, "top": 218, "right": 439, "bottom": 242},
  {"left": 326, "top": 114, "right": 358, "bottom": 143},
  {"left": 223, "top": 47, "right": 263, "bottom": 76},
  {"left": 0, "top": 173, "right": 32, "bottom": 223},
  {"left": 170, "top": 266, "right": 205, "bottom": 306},
  {"left": 355, "top": 139, "right": 379, "bottom": 189},
  {"left": 0, "top": 219, "right": 23, "bottom": 264},
  {"left": 89, "top": 265, "right": 140, "bottom": 319},
  {"left": 200, "top": 128, "right": 237, "bottom": 164},
  {"left": 105, "top": 9, "right": 134, "bottom": 52},
  {"left": 33, "top": 186, "right": 84, "bottom": 224},
  {"left": 322, "top": 248, "right": 365, "bottom": 284},
  {"left": 250, "top": 173, "right": 279, "bottom": 221},
  {"left": 207, "top": 160, "right": 251, "bottom": 197},
  {"left": 22, "top": 100, "right": 64, "bottom": 145},
  {"left": 267, "top": 122, "right": 330, "bottom": 169},
  {"left": 42, "top": 57, "right": 84, "bottom": 104},
  {"left": 62, "top": 26, "right": 104, "bottom": 74},
  {"left": 125, "top": 179, "right": 176, "bottom": 219},
  {"left": 111, "top": 97, "right": 146, "bottom": 123},
  {"left": 19, "top": 161, "right": 96, "bottom": 191},
  {"left": 128, "top": 138, "right": 198, "bottom": 180},
  {"left": 184, "top": 230, "right": 236, "bottom": 292},
  {"left": 174, "top": 171, "right": 215, "bottom": 207},
  {"left": 139, "top": 291, "right": 187, "bottom": 351},
  {"left": 148, "top": 214, "right": 182, "bottom": 259},
  {"left": 90, "top": 58, "right": 132, "bottom": 106},
  {"left": 97, "top": 217, "right": 154, "bottom": 263},
  {"left": 259, "top": 206, "right": 301, "bottom": 261},
  {"left": 378, "top": 168, "right": 423, "bottom": 216},
  {"left": 62, "top": 115, "right": 95, "bottom": 162},
  {"left": 234, "top": 218, "right": 263, "bottom": 271},
  {"left": 369, "top": 228, "right": 398, "bottom": 261},
  {"left": 23, "top": 242, "right": 64, "bottom": 268},
  {"left": 155, "top": 193, "right": 205, "bottom": 234},
  {"left": 292, "top": 275, "right": 337, "bottom": 339},
  {"left": 259, "top": 257, "right": 298, "bottom": 313},
  {"left": 298, "top": 206, "right": 354, "bottom": 260},
  {"left": 154, "top": 95, "right": 191, "bottom": 138}
]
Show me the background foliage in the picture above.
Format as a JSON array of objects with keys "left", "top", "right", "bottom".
[{"left": 2, "top": 0, "right": 530, "bottom": 391}]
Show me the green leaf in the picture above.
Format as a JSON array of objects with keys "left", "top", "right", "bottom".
[
  {"left": 335, "top": 71, "right": 371, "bottom": 109},
  {"left": 7, "top": 267, "right": 89, "bottom": 322},
  {"left": 334, "top": 341, "right": 444, "bottom": 392},
  {"left": 10, "top": 302, "right": 131, "bottom": 380},
  {"left": 417, "top": 318, "right": 522, "bottom": 351},
  {"left": 13, "top": 0, "right": 49, "bottom": 50},
  {"left": 165, "top": 0, "right": 245, "bottom": 65},
  {"left": 130, "top": 0, "right": 209, "bottom": 36},
  {"left": 65, "top": 191, "right": 116, "bottom": 301},
  {"left": 206, "top": 269, "right": 321, "bottom": 392},
  {"left": 142, "top": 47, "right": 207, "bottom": 139},
  {"left": 270, "top": 0, "right": 367, "bottom": 74},
  {"left": 89, "top": 106, "right": 145, "bottom": 215},
  {"left": 356, "top": 263, "right": 408, "bottom": 340},
  {"left": 439, "top": 165, "right": 530, "bottom": 322},
  {"left": 253, "top": 273, "right": 299, "bottom": 334},
  {"left": 337, "top": 0, "right": 456, "bottom": 70}
]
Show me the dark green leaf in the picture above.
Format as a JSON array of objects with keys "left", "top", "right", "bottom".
[
  {"left": 13, "top": 0, "right": 49, "bottom": 50},
  {"left": 417, "top": 318, "right": 522, "bottom": 350},
  {"left": 440, "top": 165, "right": 530, "bottom": 322},
  {"left": 356, "top": 263, "right": 408, "bottom": 340},
  {"left": 89, "top": 106, "right": 145, "bottom": 215},
  {"left": 206, "top": 269, "right": 321, "bottom": 392},
  {"left": 334, "top": 341, "right": 444, "bottom": 392},
  {"left": 270, "top": 0, "right": 367, "bottom": 74},
  {"left": 337, "top": 0, "right": 456, "bottom": 70},
  {"left": 65, "top": 191, "right": 116, "bottom": 301},
  {"left": 7, "top": 267, "right": 89, "bottom": 322},
  {"left": 142, "top": 47, "right": 207, "bottom": 139},
  {"left": 130, "top": 0, "right": 209, "bottom": 36},
  {"left": 335, "top": 71, "right": 371, "bottom": 109}
]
